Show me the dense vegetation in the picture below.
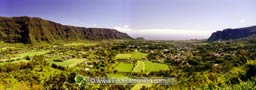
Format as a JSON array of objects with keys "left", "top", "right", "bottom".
[
  {"left": 0, "top": 16, "right": 132, "bottom": 44},
  {"left": 0, "top": 39, "right": 256, "bottom": 89}
]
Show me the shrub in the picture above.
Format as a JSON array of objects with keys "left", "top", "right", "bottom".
[
  {"left": 25, "top": 56, "right": 30, "bottom": 60},
  {"left": 53, "top": 58, "right": 63, "bottom": 62}
]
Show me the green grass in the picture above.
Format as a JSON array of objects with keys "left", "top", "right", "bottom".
[
  {"left": 63, "top": 42, "right": 97, "bottom": 47},
  {"left": 50, "top": 58, "right": 86, "bottom": 67},
  {"left": 0, "top": 47, "right": 15, "bottom": 51},
  {"left": 0, "top": 42, "right": 25, "bottom": 48},
  {"left": 131, "top": 51, "right": 148, "bottom": 60},
  {"left": 131, "top": 84, "right": 152, "bottom": 90},
  {"left": 144, "top": 61, "right": 169, "bottom": 72},
  {"left": 115, "top": 51, "right": 147, "bottom": 60},
  {"left": 16, "top": 50, "right": 51, "bottom": 58},
  {"left": 114, "top": 62, "right": 134, "bottom": 72},
  {"left": 0, "top": 50, "right": 50, "bottom": 65},
  {"left": 133, "top": 61, "right": 169, "bottom": 73},
  {"left": 133, "top": 61, "right": 145, "bottom": 73},
  {"left": 115, "top": 54, "right": 132, "bottom": 60}
]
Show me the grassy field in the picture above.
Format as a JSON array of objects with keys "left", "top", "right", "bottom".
[
  {"left": 144, "top": 61, "right": 169, "bottom": 72},
  {"left": 0, "top": 47, "right": 15, "bottom": 51},
  {"left": 16, "top": 50, "right": 51, "bottom": 58},
  {"left": 115, "top": 51, "right": 147, "bottom": 60},
  {"left": 50, "top": 58, "right": 86, "bottom": 67},
  {"left": 114, "top": 62, "right": 134, "bottom": 72},
  {"left": 131, "top": 84, "right": 152, "bottom": 90},
  {"left": 132, "top": 61, "right": 145, "bottom": 73},
  {"left": 0, "top": 50, "right": 51, "bottom": 65},
  {"left": 0, "top": 59, "right": 29, "bottom": 66},
  {"left": 0, "top": 42, "right": 25, "bottom": 48},
  {"left": 133, "top": 61, "right": 169, "bottom": 73},
  {"left": 115, "top": 54, "right": 132, "bottom": 60},
  {"left": 63, "top": 42, "right": 97, "bottom": 47},
  {"left": 131, "top": 51, "right": 148, "bottom": 60}
]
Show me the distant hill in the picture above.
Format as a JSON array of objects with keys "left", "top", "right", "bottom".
[
  {"left": 0, "top": 16, "right": 132, "bottom": 44},
  {"left": 208, "top": 25, "right": 256, "bottom": 41}
]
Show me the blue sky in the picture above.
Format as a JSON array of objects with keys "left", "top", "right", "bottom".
[{"left": 1, "top": 0, "right": 256, "bottom": 40}]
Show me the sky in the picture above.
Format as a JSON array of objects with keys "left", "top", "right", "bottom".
[{"left": 0, "top": 0, "right": 256, "bottom": 40}]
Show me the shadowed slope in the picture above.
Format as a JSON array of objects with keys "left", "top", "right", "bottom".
[
  {"left": 0, "top": 16, "right": 132, "bottom": 44},
  {"left": 208, "top": 26, "right": 256, "bottom": 41}
]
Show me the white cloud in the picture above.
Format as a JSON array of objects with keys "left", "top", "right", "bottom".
[
  {"left": 114, "top": 25, "right": 131, "bottom": 33},
  {"left": 123, "top": 25, "right": 129, "bottom": 28}
]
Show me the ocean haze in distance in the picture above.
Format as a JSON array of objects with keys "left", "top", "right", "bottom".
[
  {"left": 0, "top": 0, "right": 256, "bottom": 40},
  {"left": 114, "top": 26, "right": 213, "bottom": 40}
]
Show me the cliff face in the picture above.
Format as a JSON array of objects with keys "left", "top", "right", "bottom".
[
  {"left": 208, "top": 26, "right": 256, "bottom": 41},
  {"left": 0, "top": 16, "right": 132, "bottom": 44}
]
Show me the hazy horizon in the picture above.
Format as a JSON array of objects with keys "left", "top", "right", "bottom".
[{"left": 1, "top": 0, "right": 256, "bottom": 40}]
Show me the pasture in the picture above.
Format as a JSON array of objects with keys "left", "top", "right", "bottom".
[
  {"left": 0, "top": 50, "right": 51, "bottom": 65},
  {"left": 114, "top": 62, "right": 134, "bottom": 72},
  {"left": 132, "top": 61, "right": 145, "bottom": 73},
  {"left": 144, "top": 61, "right": 169, "bottom": 72},
  {"left": 115, "top": 51, "right": 147, "bottom": 60},
  {"left": 132, "top": 61, "right": 169, "bottom": 73},
  {"left": 16, "top": 50, "right": 51, "bottom": 58},
  {"left": 131, "top": 84, "right": 152, "bottom": 90},
  {"left": 63, "top": 42, "right": 97, "bottom": 47},
  {"left": 131, "top": 51, "right": 148, "bottom": 60},
  {"left": 115, "top": 54, "right": 132, "bottom": 60},
  {"left": 50, "top": 58, "right": 86, "bottom": 67}
]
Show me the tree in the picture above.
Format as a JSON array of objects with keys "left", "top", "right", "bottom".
[{"left": 68, "top": 72, "right": 76, "bottom": 83}]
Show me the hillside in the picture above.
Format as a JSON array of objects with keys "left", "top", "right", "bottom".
[
  {"left": 0, "top": 16, "right": 132, "bottom": 44},
  {"left": 208, "top": 25, "right": 256, "bottom": 41}
]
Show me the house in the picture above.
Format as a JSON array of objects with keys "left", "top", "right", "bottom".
[{"left": 85, "top": 68, "right": 90, "bottom": 71}]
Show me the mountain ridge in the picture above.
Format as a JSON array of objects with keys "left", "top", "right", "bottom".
[
  {"left": 0, "top": 16, "right": 132, "bottom": 44},
  {"left": 208, "top": 25, "right": 256, "bottom": 41}
]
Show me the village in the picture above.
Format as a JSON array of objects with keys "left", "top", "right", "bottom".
[{"left": 0, "top": 40, "right": 256, "bottom": 89}]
